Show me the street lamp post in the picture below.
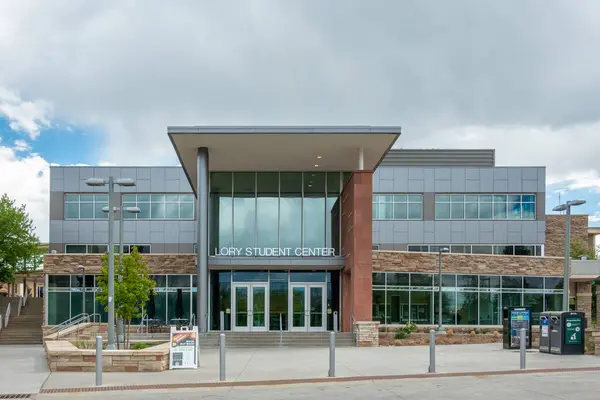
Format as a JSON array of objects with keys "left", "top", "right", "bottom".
[
  {"left": 103, "top": 205, "right": 140, "bottom": 347},
  {"left": 552, "top": 199, "right": 586, "bottom": 311},
  {"left": 437, "top": 247, "right": 449, "bottom": 331},
  {"left": 86, "top": 176, "right": 135, "bottom": 350}
]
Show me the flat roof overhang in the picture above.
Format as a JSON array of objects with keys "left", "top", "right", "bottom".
[{"left": 168, "top": 126, "right": 401, "bottom": 195}]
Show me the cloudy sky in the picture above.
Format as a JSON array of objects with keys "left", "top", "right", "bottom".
[{"left": 1, "top": 1, "right": 600, "bottom": 241}]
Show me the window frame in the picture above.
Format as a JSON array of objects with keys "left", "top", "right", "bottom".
[
  {"left": 64, "top": 244, "right": 151, "bottom": 254},
  {"left": 373, "top": 193, "right": 423, "bottom": 221},
  {"left": 64, "top": 194, "right": 109, "bottom": 220},
  {"left": 435, "top": 194, "right": 536, "bottom": 221},
  {"left": 122, "top": 193, "right": 195, "bottom": 220}
]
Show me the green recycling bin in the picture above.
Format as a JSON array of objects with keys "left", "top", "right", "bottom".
[
  {"left": 546, "top": 311, "right": 586, "bottom": 355},
  {"left": 503, "top": 307, "right": 532, "bottom": 350}
]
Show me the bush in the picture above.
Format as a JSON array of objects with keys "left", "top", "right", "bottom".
[
  {"left": 133, "top": 342, "right": 149, "bottom": 350},
  {"left": 393, "top": 322, "right": 417, "bottom": 340},
  {"left": 395, "top": 331, "right": 408, "bottom": 339}
]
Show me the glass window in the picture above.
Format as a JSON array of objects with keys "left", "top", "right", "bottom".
[
  {"left": 49, "top": 275, "right": 71, "bottom": 288},
  {"left": 232, "top": 271, "right": 269, "bottom": 282},
  {"left": 374, "top": 194, "right": 422, "bottom": 220},
  {"left": 545, "top": 293, "right": 562, "bottom": 311},
  {"left": 524, "top": 293, "right": 543, "bottom": 324},
  {"left": 233, "top": 172, "right": 256, "bottom": 250},
  {"left": 472, "top": 245, "right": 493, "bottom": 255},
  {"left": 479, "top": 275, "right": 500, "bottom": 289},
  {"left": 524, "top": 277, "right": 543, "bottom": 289},
  {"left": 372, "top": 272, "right": 386, "bottom": 286},
  {"left": 47, "top": 292, "right": 70, "bottom": 325},
  {"left": 515, "top": 246, "right": 535, "bottom": 256},
  {"left": 456, "top": 292, "right": 478, "bottom": 325},
  {"left": 270, "top": 273, "right": 288, "bottom": 331},
  {"left": 387, "top": 273, "right": 409, "bottom": 286},
  {"left": 303, "top": 172, "right": 326, "bottom": 249},
  {"left": 434, "top": 274, "right": 456, "bottom": 287},
  {"left": 408, "top": 245, "right": 429, "bottom": 252},
  {"left": 479, "top": 292, "right": 500, "bottom": 325},
  {"left": 210, "top": 172, "right": 233, "bottom": 254},
  {"left": 64, "top": 194, "right": 108, "bottom": 219},
  {"left": 290, "top": 271, "right": 326, "bottom": 282},
  {"left": 435, "top": 292, "right": 456, "bottom": 325},
  {"left": 545, "top": 277, "right": 563, "bottom": 290},
  {"left": 502, "top": 292, "right": 522, "bottom": 308},
  {"left": 65, "top": 245, "right": 87, "bottom": 254},
  {"left": 411, "top": 273, "right": 433, "bottom": 287},
  {"left": 167, "top": 275, "right": 190, "bottom": 288},
  {"left": 457, "top": 275, "right": 478, "bottom": 288},
  {"left": 124, "top": 193, "right": 194, "bottom": 220},
  {"left": 502, "top": 276, "right": 522, "bottom": 289},
  {"left": 387, "top": 290, "right": 409, "bottom": 324},
  {"left": 372, "top": 290, "right": 386, "bottom": 323},
  {"left": 279, "top": 172, "right": 302, "bottom": 249},
  {"left": 435, "top": 202, "right": 450, "bottom": 219},
  {"left": 255, "top": 172, "right": 280, "bottom": 249},
  {"left": 495, "top": 245, "right": 514, "bottom": 255},
  {"left": 411, "top": 290, "right": 433, "bottom": 324}
]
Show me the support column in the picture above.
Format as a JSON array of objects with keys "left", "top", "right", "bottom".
[
  {"left": 340, "top": 171, "right": 373, "bottom": 338},
  {"left": 576, "top": 281, "right": 593, "bottom": 318},
  {"left": 358, "top": 148, "right": 364, "bottom": 170},
  {"left": 596, "top": 283, "right": 600, "bottom": 330},
  {"left": 197, "top": 147, "right": 209, "bottom": 332}
]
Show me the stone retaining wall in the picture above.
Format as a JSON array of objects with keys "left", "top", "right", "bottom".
[
  {"left": 45, "top": 340, "right": 170, "bottom": 372},
  {"left": 355, "top": 321, "right": 380, "bottom": 346}
]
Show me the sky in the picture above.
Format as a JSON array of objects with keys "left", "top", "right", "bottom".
[{"left": 1, "top": 1, "right": 600, "bottom": 242}]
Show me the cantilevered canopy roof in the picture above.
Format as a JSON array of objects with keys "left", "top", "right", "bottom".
[{"left": 168, "top": 126, "right": 401, "bottom": 195}]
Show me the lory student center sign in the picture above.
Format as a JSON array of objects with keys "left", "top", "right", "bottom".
[{"left": 214, "top": 247, "right": 337, "bottom": 257}]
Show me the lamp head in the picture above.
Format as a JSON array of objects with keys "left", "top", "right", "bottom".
[
  {"left": 85, "top": 178, "right": 107, "bottom": 187},
  {"left": 123, "top": 206, "right": 141, "bottom": 214},
  {"left": 115, "top": 178, "right": 136, "bottom": 187},
  {"left": 552, "top": 204, "right": 567, "bottom": 212},
  {"left": 439, "top": 247, "right": 449, "bottom": 253},
  {"left": 567, "top": 199, "right": 586, "bottom": 207}
]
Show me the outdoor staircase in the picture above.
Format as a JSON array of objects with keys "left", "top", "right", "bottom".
[{"left": 0, "top": 297, "right": 43, "bottom": 345}]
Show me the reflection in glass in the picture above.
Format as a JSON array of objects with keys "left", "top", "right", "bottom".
[
  {"left": 456, "top": 292, "right": 478, "bottom": 324},
  {"left": 479, "top": 292, "right": 500, "bottom": 325},
  {"left": 269, "top": 272, "right": 288, "bottom": 331},
  {"left": 256, "top": 173, "right": 279, "bottom": 249},
  {"left": 303, "top": 172, "right": 326, "bottom": 249},
  {"left": 233, "top": 172, "right": 256, "bottom": 250},
  {"left": 210, "top": 172, "right": 233, "bottom": 254},
  {"left": 235, "top": 287, "right": 248, "bottom": 328},
  {"left": 310, "top": 287, "right": 323, "bottom": 328},
  {"left": 280, "top": 172, "right": 302, "bottom": 249},
  {"left": 252, "top": 286, "right": 266, "bottom": 328},
  {"left": 372, "top": 290, "right": 385, "bottom": 323},
  {"left": 435, "top": 292, "right": 456, "bottom": 325},
  {"left": 292, "top": 287, "right": 306, "bottom": 327},
  {"left": 524, "top": 293, "right": 543, "bottom": 324},
  {"left": 410, "top": 291, "right": 433, "bottom": 324},
  {"left": 502, "top": 293, "right": 522, "bottom": 308},
  {"left": 386, "top": 290, "right": 409, "bottom": 324}
]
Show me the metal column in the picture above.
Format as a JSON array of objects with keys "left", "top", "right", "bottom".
[{"left": 197, "top": 148, "right": 209, "bottom": 333}]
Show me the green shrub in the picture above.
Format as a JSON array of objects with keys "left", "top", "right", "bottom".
[
  {"left": 133, "top": 342, "right": 149, "bottom": 350},
  {"left": 395, "top": 331, "right": 407, "bottom": 339}
]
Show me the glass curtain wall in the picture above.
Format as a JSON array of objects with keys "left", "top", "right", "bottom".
[
  {"left": 372, "top": 272, "right": 564, "bottom": 326},
  {"left": 209, "top": 172, "right": 346, "bottom": 255}
]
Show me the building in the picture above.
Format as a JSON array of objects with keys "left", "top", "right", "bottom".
[{"left": 43, "top": 126, "right": 598, "bottom": 334}]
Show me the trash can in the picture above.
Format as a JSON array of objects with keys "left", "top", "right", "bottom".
[
  {"left": 539, "top": 313, "right": 550, "bottom": 353},
  {"left": 548, "top": 311, "right": 586, "bottom": 355},
  {"left": 503, "top": 307, "right": 532, "bottom": 350}
]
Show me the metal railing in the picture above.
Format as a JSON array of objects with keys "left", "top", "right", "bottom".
[
  {"left": 351, "top": 313, "right": 358, "bottom": 347},
  {"left": 136, "top": 313, "right": 149, "bottom": 334},
  {"left": 17, "top": 296, "right": 22, "bottom": 316},
  {"left": 46, "top": 313, "right": 100, "bottom": 339},
  {"left": 0, "top": 315, "right": 3, "bottom": 331},
  {"left": 4, "top": 302, "right": 11, "bottom": 328},
  {"left": 22, "top": 285, "right": 28, "bottom": 308},
  {"left": 190, "top": 313, "right": 196, "bottom": 329}
]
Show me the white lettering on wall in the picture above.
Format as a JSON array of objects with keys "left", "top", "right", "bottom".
[{"left": 214, "top": 247, "right": 336, "bottom": 257}]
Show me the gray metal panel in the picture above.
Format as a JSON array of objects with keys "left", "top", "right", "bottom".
[
  {"left": 522, "top": 168, "right": 537, "bottom": 180},
  {"left": 465, "top": 180, "right": 479, "bottom": 192},
  {"left": 50, "top": 166, "right": 64, "bottom": 179},
  {"left": 493, "top": 179, "right": 508, "bottom": 192},
  {"left": 150, "top": 221, "right": 165, "bottom": 232},
  {"left": 434, "top": 168, "right": 451, "bottom": 179},
  {"left": 78, "top": 221, "right": 94, "bottom": 243},
  {"left": 136, "top": 179, "right": 151, "bottom": 192},
  {"left": 150, "top": 230, "right": 165, "bottom": 244},
  {"left": 63, "top": 168, "right": 80, "bottom": 191},
  {"left": 136, "top": 221, "right": 151, "bottom": 242},
  {"left": 536, "top": 193, "right": 545, "bottom": 220},
  {"left": 378, "top": 166, "right": 394, "bottom": 180},
  {"left": 393, "top": 220, "right": 408, "bottom": 232},
  {"left": 465, "top": 221, "right": 479, "bottom": 243},
  {"left": 178, "top": 243, "right": 194, "bottom": 253},
  {"left": 479, "top": 231, "right": 494, "bottom": 243},
  {"left": 479, "top": 169, "right": 493, "bottom": 192},
  {"left": 49, "top": 221, "right": 63, "bottom": 243},
  {"left": 150, "top": 168, "right": 166, "bottom": 192},
  {"left": 408, "top": 179, "right": 424, "bottom": 192},
  {"left": 393, "top": 231, "right": 409, "bottom": 244},
  {"left": 165, "top": 168, "right": 179, "bottom": 180},
  {"left": 179, "top": 230, "right": 195, "bottom": 243},
  {"left": 493, "top": 168, "right": 508, "bottom": 179},
  {"left": 379, "top": 179, "right": 394, "bottom": 192},
  {"left": 380, "top": 149, "right": 495, "bottom": 167},
  {"left": 164, "top": 243, "right": 179, "bottom": 253},
  {"left": 379, "top": 221, "right": 394, "bottom": 240},
  {"left": 49, "top": 192, "right": 64, "bottom": 220},
  {"left": 423, "top": 169, "right": 435, "bottom": 192},
  {"left": 408, "top": 168, "right": 424, "bottom": 180},
  {"left": 450, "top": 221, "right": 466, "bottom": 244},
  {"left": 507, "top": 168, "right": 523, "bottom": 192},
  {"left": 450, "top": 168, "right": 466, "bottom": 192},
  {"left": 152, "top": 243, "right": 165, "bottom": 253},
  {"left": 537, "top": 168, "right": 546, "bottom": 193},
  {"left": 136, "top": 168, "right": 151, "bottom": 180},
  {"left": 50, "top": 179, "right": 63, "bottom": 192},
  {"left": 407, "top": 221, "right": 424, "bottom": 243},
  {"left": 392, "top": 168, "right": 409, "bottom": 192},
  {"left": 465, "top": 168, "right": 479, "bottom": 180},
  {"left": 434, "top": 179, "right": 451, "bottom": 192},
  {"left": 521, "top": 222, "right": 538, "bottom": 243},
  {"left": 165, "top": 179, "right": 179, "bottom": 192},
  {"left": 63, "top": 229, "right": 79, "bottom": 243},
  {"left": 93, "top": 167, "right": 110, "bottom": 179},
  {"left": 522, "top": 180, "right": 538, "bottom": 193},
  {"left": 422, "top": 193, "right": 435, "bottom": 221},
  {"left": 493, "top": 221, "right": 508, "bottom": 243}
]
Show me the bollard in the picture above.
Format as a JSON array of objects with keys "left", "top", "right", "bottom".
[
  {"left": 333, "top": 311, "right": 338, "bottom": 332},
  {"left": 219, "top": 333, "right": 226, "bottom": 381},
  {"left": 95, "top": 335, "right": 102, "bottom": 386},
  {"left": 520, "top": 328, "right": 526, "bottom": 370},
  {"left": 428, "top": 330, "right": 436, "bottom": 373},
  {"left": 279, "top": 313, "right": 283, "bottom": 348},
  {"left": 328, "top": 331, "right": 335, "bottom": 377},
  {"left": 220, "top": 311, "right": 225, "bottom": 332}
]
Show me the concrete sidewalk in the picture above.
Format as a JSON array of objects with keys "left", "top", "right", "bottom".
[
  {"left": 40, "top": 344, "right": 600, "bottom": 390},
  {"left": 0, "top": 345, "right": 50, "bottom": 395}
]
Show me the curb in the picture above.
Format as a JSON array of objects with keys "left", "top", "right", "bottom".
[{"left": 38, "top": 366, "right": 600, "bottom": 394}]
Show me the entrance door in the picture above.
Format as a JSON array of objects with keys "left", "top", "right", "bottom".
[
  {"left": 289, "top": 284, "right": 326, "bottom": 332},
  {"left": 232, "top": 284, "right": 268, "bottom": 332}
]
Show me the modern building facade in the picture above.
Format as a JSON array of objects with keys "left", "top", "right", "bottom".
[{"left": 44, "top": 126, "right": 588, "bottom": 333}]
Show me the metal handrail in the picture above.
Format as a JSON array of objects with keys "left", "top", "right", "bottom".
[
  {"left": 137, "top": 313, "right": 149, "bottom": 333},
  {"left": 46, "top": 313, "right": 100, "bottom": 337},
  {"left": 352, "top": 313, "right": 358, "bottom": 347},
  {"left": 4, "top": 302, "right": 11, "bottom": 328},
  {"left": 0, "top": 315, "right": 3, "bottom": 331},
  {"left": 16, "top": 296, "right": 22, "bottom": 316},
  {"left": 189, "top": 313, "right": 196, "bottom": 329},
  {"left": 23, "top": 285, "right": 28, "bottom": 307}
]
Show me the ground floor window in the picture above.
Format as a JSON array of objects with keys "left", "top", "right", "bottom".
[
  {"left": 46, "top": 270, "right": 340, "bottom": 331},
  {"left": 373, "top": 272, "right": 563, "bottom": 326}
]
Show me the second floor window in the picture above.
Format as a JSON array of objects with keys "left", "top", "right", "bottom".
[
  {"left": 373, "top": 194, "right": 422, "bottom": 220},
  {"left": 435, "top": 194, "right": 536, "bottom": 220},
  {"left": 122, "top": 194, "right": 194, "bottom": 219},
  {"left": 65, "top": 194, "right": 108, "bottom": 219}
]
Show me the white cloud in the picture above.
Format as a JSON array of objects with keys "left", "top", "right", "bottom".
[
  {"left": 0, "top": 145, "right": 49, "bottom": 241},
  {"left": 0, "top": 86, "right": 52, "bottom": 139},
  {"left": 13, "top": 139, "right": 31, "bottom": 152}
]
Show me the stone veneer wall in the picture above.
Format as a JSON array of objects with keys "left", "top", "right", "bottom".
[
  {"left": 44, "top": 254, "right": 196, "bottom": 274},
  {"left": 545, "top": 214, "right": 589, "bottom": 257},
  {"left": 45, "top": 340, "right": 170, "bottom": 372},
  {"left": 373, "top": 251, "right": 563, "bottom": 275},
  {"left": 354, "top": 321, "right": 379, "bottom": 346}
]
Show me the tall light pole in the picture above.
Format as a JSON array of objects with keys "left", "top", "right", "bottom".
[
  {"left": 86, "top": 176, "right": 135, "bottom": 350},
  {"left": 437, "top": 247, "right": 449, "bottom": 331},
  {"left": 552, "top": 199, "right": 586, "bottom": 311},
  {"left": 103, "top": 205, "right": 140, "bottom": 347}
]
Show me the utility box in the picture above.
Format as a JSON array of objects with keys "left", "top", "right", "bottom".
[
  {"left": 503, "top": 307, "right": 532, "bottom": 350},
  {"left": 544, "top": 311, "right": 586, "bottom": 355}
]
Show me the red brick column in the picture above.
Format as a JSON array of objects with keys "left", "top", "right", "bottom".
[{"left": 340, "top": 171, "right": 373, "bottom": 332}]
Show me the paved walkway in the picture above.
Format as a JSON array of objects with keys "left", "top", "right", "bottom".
[
  {"left": 0, "top": 345, "right": 49, "bottom": 395},
  {"left": 40, "top": 344, "right": 600, "bottom": 390},
  {"left": 34, "top": 372, "right": 600, "bottom": 399}
]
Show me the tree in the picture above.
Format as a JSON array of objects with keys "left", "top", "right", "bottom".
[
  {"left": 570, "top": 238, "right": 597, "bottom": 260},
  {"left": 0, "top": 194, "right": 40, "bottom": 284},
  {"left": 96, "top": 247, "right": 155, "bottom": 349}
]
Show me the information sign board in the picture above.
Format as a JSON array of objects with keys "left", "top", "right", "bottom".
[
  {"left": 565, "top": 317, "right": 582, "bottom": 345},
  {"left": 169, "top": 326, "right": 198, "bottom": 369}
]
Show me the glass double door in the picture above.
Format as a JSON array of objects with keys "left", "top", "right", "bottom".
[
  {"left": 232, "top": 284, "right": 268, "bottom": 332},
  {"left": 289, "top": 284, "right": 326, "bottom": 332}
]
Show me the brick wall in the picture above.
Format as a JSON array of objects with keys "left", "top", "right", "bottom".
[
  {"left": 545, "top": 214, "right": 589, "bottom": 257},
  {"left": 373, "top": 251, "right": 563, "bottom": 276}
]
